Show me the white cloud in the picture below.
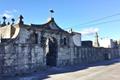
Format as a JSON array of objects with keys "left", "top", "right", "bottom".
[
  {"left": 2, "top": 13, "right": 13, "bottom": 18},
  {"left": 0, "top": 9, "right": 18, "bottom": 19},
  {"left": 13, "top": 9, "right": 18, "bottom": 13},
  {"left": 80, "top": 27, "right": 99, "bottom": 36},
  {"left": 5, "top": 10, "right": 11, "bottom": 14}
]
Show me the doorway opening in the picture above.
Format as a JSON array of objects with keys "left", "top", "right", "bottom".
[
  {"left": 46, "top": 37, "right": 58, "bottom": 66},
  {"left": 104, "top": 53, "right": 110, "bottom": 60}
]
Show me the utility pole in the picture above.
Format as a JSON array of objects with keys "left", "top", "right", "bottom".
[{"left": 94, "top": 32, "right": 100, "bottom": 47}]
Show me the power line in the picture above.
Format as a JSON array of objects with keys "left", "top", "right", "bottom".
[
  {"left": 64, "top": 12, "right": 120, "bottom": 29},
  {"left": 64, "top": 19, "right": 120, "bottom": 30},
  {"left": 79, "top": 19, "right": 120, "bottom": 27},
  {"left": 77, "top": 13, "right": 120, "bottom": 26}
]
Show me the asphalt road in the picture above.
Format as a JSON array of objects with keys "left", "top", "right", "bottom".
[
  {"left": 1, "top": 58, "right": 120, "bottom": 80},
  {"left": 44, "top": 58, "right": 120, "bottom": 80}
]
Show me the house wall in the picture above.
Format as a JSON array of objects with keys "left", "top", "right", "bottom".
[
  {"left": 0, "top": 43, "right": 120, "bottom": 76},
  {"left": 0, "top": 43, "right": 45, "bottom": 75},
  {"left": 0, "top": 42, "right": 120, "bottom": 76},
  {"left": 57, "top": 47, "right": 120, "bottom": 66}
]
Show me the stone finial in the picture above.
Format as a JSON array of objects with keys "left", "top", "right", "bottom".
[
  {"left": 3, "top": 16, "right": 6, "bottom": 21},
  {"left": 11, "top": 18, "right": 15, "bottom": 25},
  {"left": 19, "top": 15, "right": 24, "bottom": 25},
  {"left": 7, "top": 22, "right": 10, "bottom": 25},
  {"left": 2, "top": 16, "right": 6, "bottom": 26}
]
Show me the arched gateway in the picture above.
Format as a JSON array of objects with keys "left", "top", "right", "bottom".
[{"left": 45, "top": 37, "right": 58, "bottom": 66}]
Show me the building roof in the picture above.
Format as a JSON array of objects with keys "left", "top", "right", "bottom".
[
  {"left": 0, "top": 17, "right": 69, "bottom": 40},
  {"left": 30, "top": 17, "right": 68, "bottom": 33}
]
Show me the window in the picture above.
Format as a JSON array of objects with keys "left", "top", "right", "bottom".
[
  {"left": 34, "top": 33, "right": 38, "bottom": 44},
  {"left": 64, "top": 38, "right": 67, "bottom": 45},
  {"left": 40, "top": 36, "right": 46, "bottom": 47}
]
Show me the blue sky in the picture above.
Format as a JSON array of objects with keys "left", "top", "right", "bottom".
[{"left": 0, "top": 0, "right": 120, "bottom": 41}]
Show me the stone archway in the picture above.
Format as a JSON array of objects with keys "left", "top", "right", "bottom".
[{"left": 45, "top": 37, "right": 58, "bottom": 66}]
